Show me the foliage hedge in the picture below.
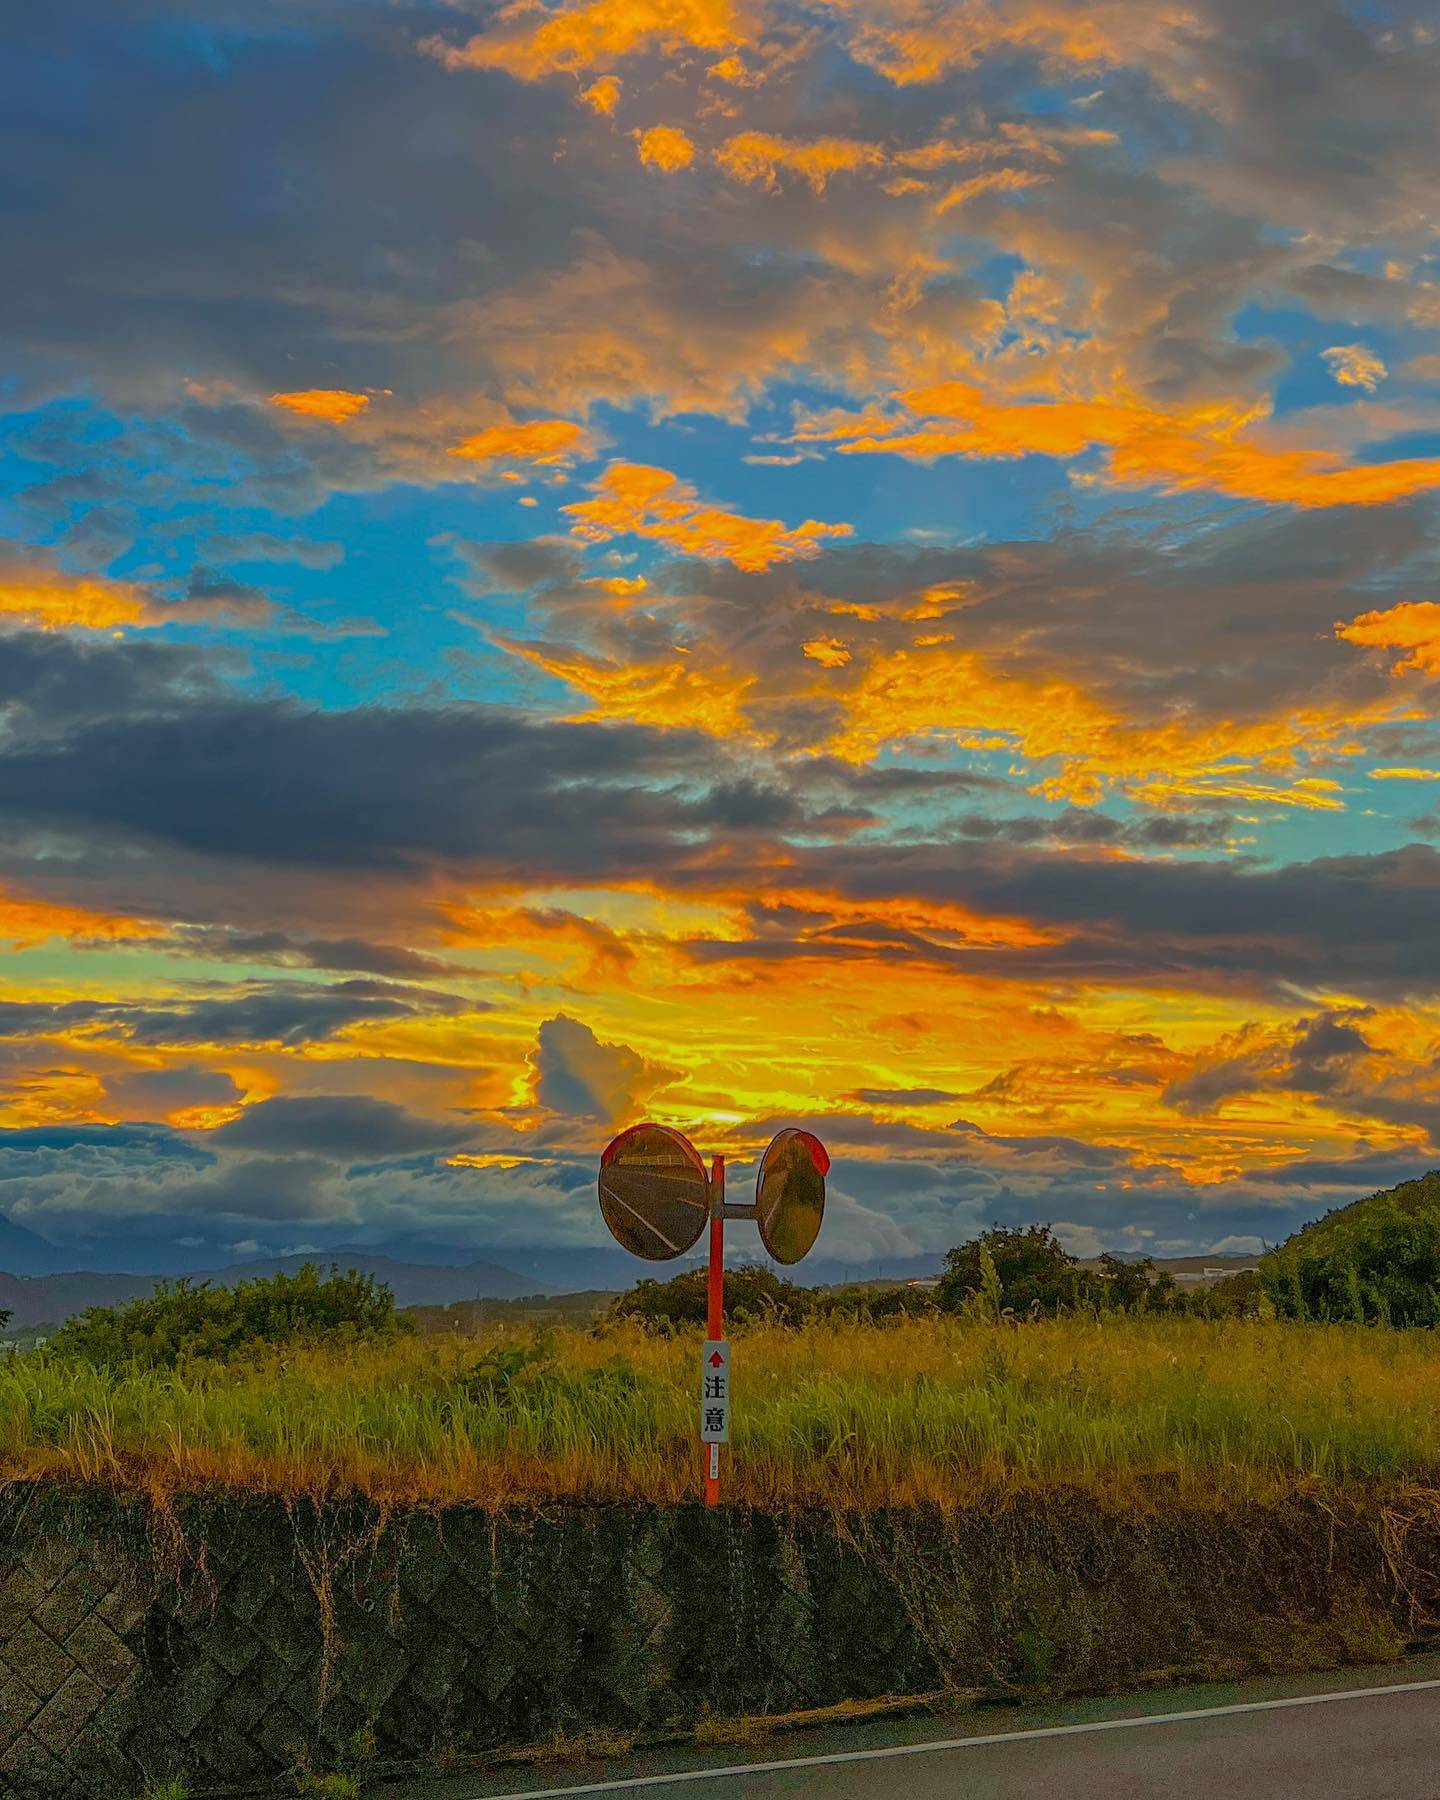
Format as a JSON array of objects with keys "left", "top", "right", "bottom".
[{"left": 47, "top": 1264, "right": 410, "bottom": 1367}]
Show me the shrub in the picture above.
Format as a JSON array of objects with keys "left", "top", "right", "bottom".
[
  {"left": 49, "top": 1264, "right": 410, "bottom": 1368},
  {"left": 607, "top": 1264, "right": 812, "bottom": 1331}
]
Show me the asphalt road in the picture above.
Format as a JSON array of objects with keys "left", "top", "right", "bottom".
[{"left": 374, "top": 1655, "right": 1440, "bottom": 1800}]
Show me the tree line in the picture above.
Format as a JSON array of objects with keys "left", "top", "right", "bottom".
[{"left": 608, "top": 1224, "right": 1263, "bottom": 1330}]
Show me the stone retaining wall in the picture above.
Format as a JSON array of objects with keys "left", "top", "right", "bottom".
[{"left": 0, "top": 1486, "right": 1433, "bottom": 1797}]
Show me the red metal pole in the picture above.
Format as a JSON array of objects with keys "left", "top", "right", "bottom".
[{"left": 704, "top": 1154, "right": 724, "bottom": 1507}]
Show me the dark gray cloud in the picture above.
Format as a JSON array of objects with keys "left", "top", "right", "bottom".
[
  {"left": 0, "top": 628, "right": 224, "bottom": 733},
  {"left": 210, "top": 1095, "right": 472, "bottom": 1160},
  {"left": 0, "top": 697, "right": 729, "bottom": 871},
  {"left": 127, "top": 980, "right": 470, "bottom": 1046},
  {"left": 158, "top": 1155, "right": 345, "bottom": 1222},
  {"left": 0, "top": 981, "right": 470, "bottom": 1048},
  {"left": 686, "top": 842, "right": 1440, "bottom": 1001},
  {"left": 0, "top": 624, "right": 1433, "bottom": 1004},
  {"left": 160, "top": 925, "right": 471, "bottom": 979},
  {"left": 102, "top": 1066, "right": 244, "bottom": 1118},
  {"left": 852, "top": 1088, "right": 964, "bottom": 1106},
  {"left": 941, "top": 809, "right": 1233, "bottom": 851}
]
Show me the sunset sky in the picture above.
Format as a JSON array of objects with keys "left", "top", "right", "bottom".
[{"left": 3, "top": 0, "right": 1440, "bottom": 1271}]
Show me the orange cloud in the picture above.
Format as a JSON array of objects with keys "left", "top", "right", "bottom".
[
  {"left": 580, "top": 74, "right": 622, "bottom": 112},
  {"left": 423, "top": 0, "right": 750, "bottom": 80},
  {"left": 496, "top": 634, "right": 755, "bottom": 735},
  {"left": 934, "top": 166, "right": 1050, "bottom": 213},
  {"left": 0, "top": 560, "right": 152, "bottom": 632},
  {"left": 1323, "top": 345, "right": 1387, "bottom": 393},
  {"left": 1368, "top": 766, "right": 1440, "bottom": 781},
  {"left": 805, "top": 380, "right": 1440, "bottom": 509},
  {"left": 715, "top": 131, "right": 886, "bottom": 192},
  {"left": 564, "top": 462, "right": 852, "bottom": 569},
  {"left": 634, "top": 124, "right": 696, "bottom": 170},
  {"left": 448, "top": 419, "right": 594, "bottom": 466},
  {"left": 0, "top": 886, "right": 158, "bottom": 948},
  {"left": 1336, "top": 601, "right": 1440, "bottom": 676},
  {"left": 803, "top": 637, "right": 852, "bottom": 668},
  {"left": 819, "top": 0, "right": 1186, "bottom": 87},
  {"left": 268, "top": 389, "right": 371, "bottom": 424}
]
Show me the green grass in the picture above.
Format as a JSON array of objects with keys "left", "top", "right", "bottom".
[{"left": 5, "top": 1315, "right": 1440, "bottom": 1510}]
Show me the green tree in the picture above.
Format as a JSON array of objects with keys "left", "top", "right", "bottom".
[
  {"left": 936, "top": 1225, "right": 1088, "bottom": 1316},
  {"left": 50, "top": 1265, "right": 410, "bottom": 1368}
]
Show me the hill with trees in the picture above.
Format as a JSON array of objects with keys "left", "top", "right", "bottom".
[{"left": 1261, "top": 1168, "right": 1440, "bottom": 1324}]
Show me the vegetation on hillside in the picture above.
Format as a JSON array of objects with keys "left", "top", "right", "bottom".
[
  {"left": 5, "top": 1314, "right": 1440, "bottom": 1509},
  {"left": 1261, "top": 1169, "right": 1440, "bottom": 1325},
  {"left": 47, "top": 1265, "right": 409, "bottom": 1368}
]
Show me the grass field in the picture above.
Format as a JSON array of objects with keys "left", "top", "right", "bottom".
[{"left": 3, "top": 1315, "right": 1440, "bottom": 1511}]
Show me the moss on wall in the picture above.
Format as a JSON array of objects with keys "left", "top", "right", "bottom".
[{"left": 0, "top": 1484, "right": 1435, "bottom": 1797}]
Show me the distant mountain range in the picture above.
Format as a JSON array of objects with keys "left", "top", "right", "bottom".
[
  {"left": 0, "top": 1239, "right": 955, "bottom": 1329},
  {"left": 0, "top": 1251, "right": 540, "bottom": 1330}
]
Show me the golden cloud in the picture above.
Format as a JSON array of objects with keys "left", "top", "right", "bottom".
[
  {"left": 0, "top": 886, "right": 159, "bottom": 948},
  {"left": 422, "top": 0, "right": 751, "bottom": 80},
  {"left": 802, "top": 637, "right": 852, "bottom": 667},
  {"left": 581, "top": 73, "right": 622, "bottom": 112},
  {"left": 804, "top": 380, "right": 1440, "bottom": 509},
  {"left": 818, "top": 0, "right": 1192, "bottom": 87},
  {"left": 1323, "top": 345, "right": 1387, "bottom": 393},
  {"left": 563, "top": 461, "right": 852, "bottom": 569},
  {"left": 1337, "top": 601, "right": 1440, "bottom": 677},
  {"left": 268, "top": 389, "right": 372, "bottom": 424},
  {"left": 0, "top": 561, "right": 153, "bottom": 632},
  {"left": 715, "top": 130, "right": 886, "bottom": 192},
  {"left": 634, "top": 123, "right": 697, "bottom": 170},
  {"left": 448, "top": 419, "right": 594, "bottom": 466},
  {"left": 496, "top": 634, "right": 755, "bottom": 735}
]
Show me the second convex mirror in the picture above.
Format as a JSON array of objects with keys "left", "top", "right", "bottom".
[{"left": 755, "top": 1128, "right": 829, "bottom": 1265}]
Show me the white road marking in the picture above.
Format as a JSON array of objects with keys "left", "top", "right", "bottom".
[
  {"left": 599, "top": 1186, "right": 684, "bottom": 1253},
  {"left": 477, "top": 1675, "right": 1440, "bottom": 1799}
]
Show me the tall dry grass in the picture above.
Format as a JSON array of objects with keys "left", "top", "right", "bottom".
[{"left": 3, "top": 1315, "right": 1440, "bottom": 1510}]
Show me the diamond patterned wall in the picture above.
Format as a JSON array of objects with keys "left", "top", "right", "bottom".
[
  {"left": 0, "top": 1489, "right": 1430, "bottom": 1799},
  {"left": 0, "top": 1496, "right": 942, "bottom": 1798}
]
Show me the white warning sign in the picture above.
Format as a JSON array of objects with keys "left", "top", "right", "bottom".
[{"left": 700, "top": 1339, "right": 730, "bottom": 1444}]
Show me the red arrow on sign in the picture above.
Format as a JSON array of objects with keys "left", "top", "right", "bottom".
[{"left": 708, "top": 1351, "right": 724, "bottom": 1367}]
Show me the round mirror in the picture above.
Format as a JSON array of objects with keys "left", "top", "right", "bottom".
[
  {"left": 755, "top": 1128, "right": 828, "bottom": 1264},
  {"left": 598, "top": 1122, "right": 710, "bottom": 1261}
]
